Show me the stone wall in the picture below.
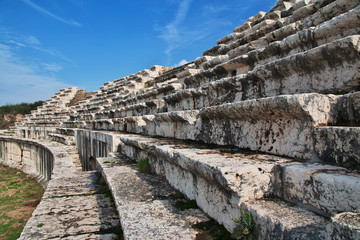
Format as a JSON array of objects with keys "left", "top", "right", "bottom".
[
  {"left": 76, "top": 130, "right": 121, "bottom": 170},
  {"left": 0, "top": 136, "right": 54, "bottom": 186}
]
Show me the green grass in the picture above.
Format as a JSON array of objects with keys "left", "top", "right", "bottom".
[
  {"left": 136, "top": 158, "right": 151, "bottom": 174},
  {"left": 0, "top": 164, "right": 44, "bottom": 240}
]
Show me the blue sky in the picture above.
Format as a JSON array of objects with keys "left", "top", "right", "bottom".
[{"left": 0, "top": 0, "right": 276, "bottom": 105}]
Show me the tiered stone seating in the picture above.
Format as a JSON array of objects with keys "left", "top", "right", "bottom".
[
  {"left": 16, "top": 87, "right": 79, "bottom": 139},
  {"left": 13, "top": 0, "right": 360, "bottom": 239},
  {"left": 63, "top": 65, "right": 172, "bottom": 130}
]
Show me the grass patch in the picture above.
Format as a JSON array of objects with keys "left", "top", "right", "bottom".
[
  {"left": 136, "top": 158, "right": 151, "bottom": 174},
  {"left": 0, "top": 164, "right": 44, "bottom": 240}
]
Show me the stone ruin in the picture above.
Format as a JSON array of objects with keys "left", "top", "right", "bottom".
[{"left": 1, "top": 0, "right": 360, "bottom": 239}]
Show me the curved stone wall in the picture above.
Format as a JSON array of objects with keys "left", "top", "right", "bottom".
[{"left": 0, "top": 136, "right": 54, "bottom": 186}]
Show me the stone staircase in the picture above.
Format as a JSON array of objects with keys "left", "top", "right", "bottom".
[
  {"left": 16, "top": 87, "right": 79, "bottom": 139},
  {"left": 12, "top": 0, "right": 360, "bottom": 239},
  {"left": 16, "top": 142, "right": 121, "bottom": 240}
]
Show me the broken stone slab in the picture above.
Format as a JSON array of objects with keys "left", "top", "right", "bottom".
[
  {"left": 280, "top": 163, "right": 360, "bottom": 216},
  {"left": 314, "top": 126, "right": 360, "bottom": 170},
  {"left": 245, "top": 199, "right": 329, "bottom": 239},
  {"left": 96, "top": 156, "right": 210, "bottom": 240}
]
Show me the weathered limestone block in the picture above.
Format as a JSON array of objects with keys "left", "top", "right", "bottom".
[
  {"left": 305, "top": 0, "right": 360, "bottom": 27},
  {"left": 281, "top": 163, "right": 360, "bottom": 216},
  {"left": 314, "top": 127, "right": 360, "bottom": 169},
  {"left": 117, "top": 133, "right": 346, "bottom": 236},
  {"left": 246, "top": 199, "right": 328, "bottom": 240},
  {"left": 184, "top": 65, "right": 229, "bottom": 89},
  {"left": 233, "top": 11, "right": 266, "bottom": 33},
  {"left": 335, "top": 91, "right": 360, "bottom": 126},
  {"left": 314, "top": 5, "right": 360, "bottom": 46},
  {"left": 329, "top": 211, "right": 360, "bottom": 240},
  {"left": 96, "top": 157, "right": 209, "bottom": 240},
  {"left": 202, "top": 55, "right": 229, "bottom": 70},
  {"left": 247, "top": 35, "right": 360, "bottom": 98},
  {"left": 152, "top": 110, "right": 199, "bottom": 139},
  {"left": 198, "top": 93, "right": 335, "bottom": 158}
]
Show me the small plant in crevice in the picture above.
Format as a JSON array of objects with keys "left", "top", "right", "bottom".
[
  {"left": 231, "top": 208, "right": 256, "bottom": 240},
  {"left": 37, "top": 223, "right": 44, "bottom": 228},
  {"left": 136, "top": 158, "right": 151, "bottom": 173}
]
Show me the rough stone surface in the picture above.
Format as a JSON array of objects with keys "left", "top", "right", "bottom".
[
  {"left": 9, "top": 141, "right": 122, "bottom": 240},
  {"left": 329, "top": 211, "right": 360, "bottom": 240},
  {"left": 96, "top": 156, "right": 209, "bottom": 240},
  {"left": 314, "top": 127, "right": 360, "bottom": 170},
  {"left": 5, "top": 0, "right": 360, "bottom": 239}
]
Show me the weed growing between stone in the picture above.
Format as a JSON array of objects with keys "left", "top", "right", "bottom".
[
  {"left": 231, "top": 208, "right": 256, "bottom": 240},
  {"left": 136, "top": 158, "right": 151, "bottom": 173},
  {"left": 0, "top": 164, "right": 44, "bottom": 240}
]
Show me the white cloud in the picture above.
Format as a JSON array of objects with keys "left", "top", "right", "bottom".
[
  {"left": 0, "top": 44, "right": 69, "bottom": 105},
  {"left": 22, "top": 0, "right": 81, "bottom": 27},
  {"left": 173, "top": 59, "right": 188, "bottom": 67},
  {"left": 26, "top": 35, "right": 41, "bottom": 45},
  {"left": 42, "top": 63, "right": 63, "bottom": 72},
  {"left": 157, "top": 0, "right": 192, "bottom": 57}
]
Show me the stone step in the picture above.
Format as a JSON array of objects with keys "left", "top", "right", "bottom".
[
  {"left": 187, "top": 35, "right": 360, "bottom": 98},
  {"left": 314, "top": 126, "right": 360, "bottom": 170},
  {"left": 18, "top": 142, "right": 121, "bottom": 240},
  {"left": 245, "top": 199, "right": 329, "bottom": 239},
  {"left": 91, "top": 92, "right": 359, "bottom": 161},
  {"left": 96, "top": 155, "right": 210, "bottom": 240},
  {"left": 116, "top": 133, "right": 360, "bottom": 238},
  {"left": 213, "top": 0, "right": 355, "bottom": 58},
  {"left": 224, "top": 5, "right": 360, "bottom": 73}
]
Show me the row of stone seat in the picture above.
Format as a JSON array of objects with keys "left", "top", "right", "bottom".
[
  {"left": 114, "top": 132, "right": 360, "bottom": 239},
  {"left": 65, "top": 1, "right": 359, "bottom": 130},
  {"left": 17, "top": 87, "right": 78, "bottom": 128}
]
